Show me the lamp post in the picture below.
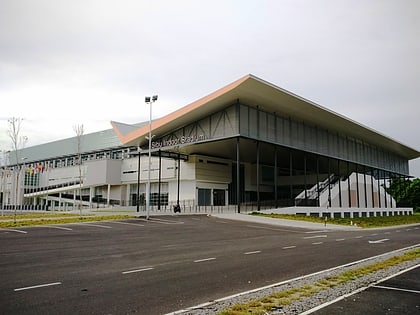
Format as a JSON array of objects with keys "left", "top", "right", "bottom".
[{"left": 145, "top": 95, "right": 158, "bottom": 220}]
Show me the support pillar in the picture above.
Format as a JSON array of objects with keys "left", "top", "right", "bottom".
[
  {"left": 256, "top": 141, "right": 260, "bottom": 211},
  {"left": 177, "top": 153, "right": 180, "bottom": 206},
  {"left": 274, "top": 147, "right": 278, "bottom": 208},
  {"left": 158, "top": 150, "right": 162, "bottom": 210},
  {"left": 107, "top": 184, "right": 111, "bottom": 207},
  {"left": 236, "top": 137, "right": 241, "bottom": 213},
  {"left": 136, "top": 150, "right": 141, "bottom": 212}
]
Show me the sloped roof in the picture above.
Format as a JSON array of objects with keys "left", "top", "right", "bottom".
[
  {"left": 10, "top": 128, "right": 123, "bottom": 165},
  {"left": 112, "top": 74, "right": 420, "bottom": 160}
]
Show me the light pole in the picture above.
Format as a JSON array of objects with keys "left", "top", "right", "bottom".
[{"left": 145, "top": 95, "right": 158, "bottom": 220}]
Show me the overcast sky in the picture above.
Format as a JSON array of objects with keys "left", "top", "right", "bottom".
[{"left": 1, "top": 0, "right": 419, "bottom": 176}]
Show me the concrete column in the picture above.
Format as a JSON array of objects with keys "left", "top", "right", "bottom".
[{"left": 107, "top": 184, "right": 111, "bottom": 207}]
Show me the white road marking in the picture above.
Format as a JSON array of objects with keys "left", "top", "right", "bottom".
[
  {"left": 244, "top": 251, "right": 261, "bottom": 255},
  {"left": 48, "top": 226, "right": 73, "bottom": 231},
  {"left": 373, "top": 285, "right": 420, "bottom": 294},
  {"left": 368, "top": 238, "right": 389, "bottom": 244},
  {"left": 79, "top": 223, "right": 112, "bottom": 229},
  {"left": 14, "top": 282, "right": 61, "bottom": 292},
  {"left": 122, "top": 267, "right": 154, "bottom": 274},
  {"left": 162, "top": 244, "right": 179, "bottom": 248},
  {"left": 300, "top": 262, "right": 420, "bottom": 315},
  {"left": 355, "top": 236, "right": 363, "bottom": 238},
  {"left": 2, "top": 228, "right": 27, "bottom": 234},
  {"left": 312, "top": 242, "right": 323, "bottom": 245},
  {"left": 335, "top": 238, "right": 345, "bottom": 242},
  {"left": 107, "top": 221, "right": 144, "bottom": 227},
  {"left": 136, "top": 218, "right": 184, "bottom": 225},
  {"left": 246, "top": 225, "right": 302, "bottom": 233},
  {"left": 303, "top": 235, "right": 327, "bottom": 239},
  {"left": 282, "top": 246, "right": 296, "bottom": 249},
  {"left": 194, "top": 257, "right": 216, "bottom": 263},
  {"left": 150, "top": 218, "right": 184, "bottom": 224},
  {"left": 167, "top": 245, "right": 420, "bottom": 315}
]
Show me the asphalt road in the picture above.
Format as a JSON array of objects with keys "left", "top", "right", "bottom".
[
  {"left": 0, "top": 215, "right": 419, "bottom": 314},
  {"left": 311, "top": 265, "right": 420, "bottom": 315}
]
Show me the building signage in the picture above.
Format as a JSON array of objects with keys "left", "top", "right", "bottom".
[{"left": 151, "top": 134, "right": 206, "bottom": 149}]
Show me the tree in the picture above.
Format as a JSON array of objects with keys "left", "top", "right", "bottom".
[
  {"left": 407, "top": 179, "right": 420, "bottom": 211},
  {"left": 7, "top": 118, "right": 27, "bottom": 223},
  {"left": 387, "top": 177, "right": 420, "bottom": 211},
  {"left": 73, "top": 124, "right": 84, "bottom": 216}
]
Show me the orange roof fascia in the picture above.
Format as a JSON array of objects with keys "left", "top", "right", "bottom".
[{"left": 114, "top": 74, "right": 251, "bottom": 145}]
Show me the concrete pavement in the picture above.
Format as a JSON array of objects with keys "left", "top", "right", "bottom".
[{"left": 209, "top": 212, "right": 362, "bottom": 231}]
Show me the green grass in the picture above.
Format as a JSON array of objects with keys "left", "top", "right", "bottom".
[
  {"left": 250, "top": 212, "right": 420, "bottom": 228},
  {"left": 0, "top": 214, "right": 135, "bottom": 228},
  {"left": 0, "top": 212, "right": 80, "bottom": 220},
  {"left": 218, "top": 248, "right": 420, "bottom": 315}
]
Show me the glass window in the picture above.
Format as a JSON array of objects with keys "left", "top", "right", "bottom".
[{"left": 198, "top": 188, "right": 211, "bottom": 206}]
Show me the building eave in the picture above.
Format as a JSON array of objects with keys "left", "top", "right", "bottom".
[{"left": 111, "top": 74, "right": 420, "bottom": 160}]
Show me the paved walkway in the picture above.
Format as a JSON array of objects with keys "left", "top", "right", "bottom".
[{"left": 209, "top": 213, "right": 362, "bottom": 230}]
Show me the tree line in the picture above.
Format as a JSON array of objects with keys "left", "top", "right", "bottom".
[{"left": 387, "top": 178, "right": 420, "bottom": 212}]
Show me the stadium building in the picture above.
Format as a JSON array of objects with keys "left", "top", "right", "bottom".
[{"left": 1, "top": 75, "right": 419, "bottom": 217}]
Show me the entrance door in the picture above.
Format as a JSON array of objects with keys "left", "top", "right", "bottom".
[{"left": 213, "top": 189, "right": 225, "bottom": 206}]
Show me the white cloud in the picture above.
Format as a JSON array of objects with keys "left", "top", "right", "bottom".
[{"left": 0, "top": 0, "right": 419, "bottom": 176}]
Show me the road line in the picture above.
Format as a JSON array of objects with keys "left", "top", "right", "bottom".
[
  {"left": 244, "top": 251, "right": 261, "bottom": 255},
  {"left": 80, "top": 223, "right": 112, "bottom": 229},
  {"left": 335, "top": 238, "right": 345, "bottom": 242},
  {"left": 2, "top": 228, "right": 27, "bottom": 234},
  {"left": 305, "top": 230, "right": 328, "bottom": 234},
  {"left": 300, "top": 263, "right": 420, "bottom": 315},
  {"left": 14, "top": 282, "right": 61, "bottom": 292},
  {"left": 282, "top": 246, "right": 296, "bottom": 249},
  {"left": 355, "top": 236, "right": 363, "bottom": 238},
  {"left": 168, "top": 245, "right": 420, "bottom": 315},
  {"left": 373, "top": 285, "right": 420, "bottom": 294},
  {"left": 246, "top": 225, "right": 302, "bottom": 233},
  {"left": 48, "top": 226, "right": 73, "bottom": 231},
  {"left": 108, "top": 221, "right": 145, "bottom": 227},
  {"left": 150, "top": 218, "right": 184, "bottom": 225},
  {"left": 122, "top": 267, "right": 154, "bottom": 274},
  {"left": 368, "top": 238, "right": 389, "bottom": 244},
  {"left": 303, "top": 235, "right": 327, "bottom": 239},
  {"left": 194, "top": 257, "right": 216, "bottom": 263},
  {"left": 312, "top": 242, "right": 323, "bottom": 245}
]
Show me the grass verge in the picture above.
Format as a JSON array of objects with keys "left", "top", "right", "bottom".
[
  {"left": 0, "top": 214, "right": 135, "bottom": 228},
  {"left": 250, "top": 212, "right": 420, "bottom": 228},
  {"left": 0, "top": 212, "right": 80, "bottom": 220},
  {"left": 218, "top": 248, "right": 420, "bottom": 315}
]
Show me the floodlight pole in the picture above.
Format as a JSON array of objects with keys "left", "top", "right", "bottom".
[{"left": 145, "top": 95, "right": 158, "bottom": 220}]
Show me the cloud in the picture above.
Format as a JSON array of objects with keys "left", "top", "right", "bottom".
[{"left": 0, "top": 0, "right": 419, "bottom": 176}]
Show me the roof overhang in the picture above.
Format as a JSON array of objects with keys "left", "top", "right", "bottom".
[{"left": 111, "top": 74, "right": 420, "bottom": 160}]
